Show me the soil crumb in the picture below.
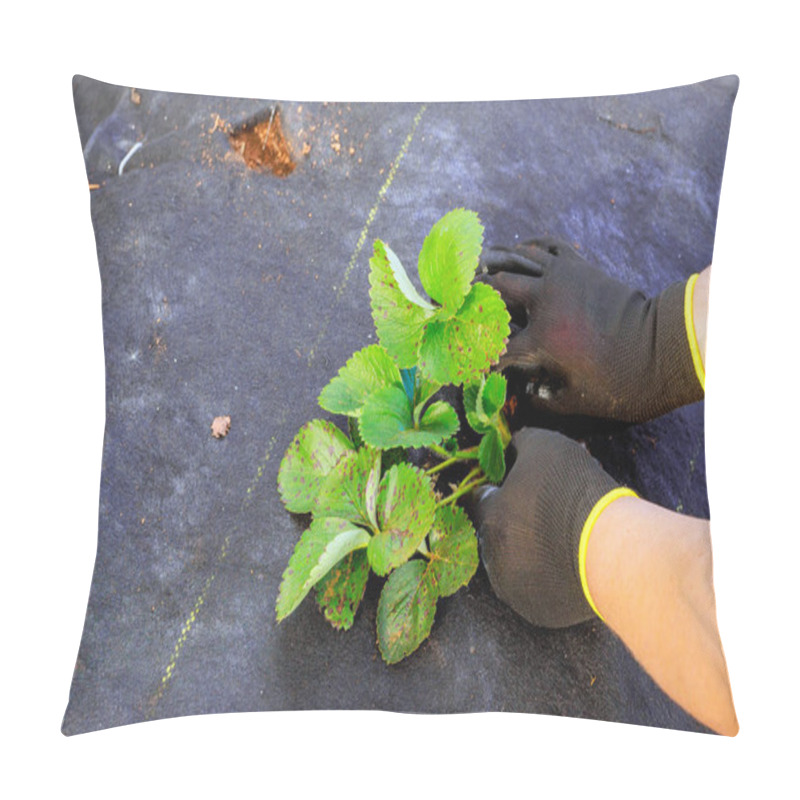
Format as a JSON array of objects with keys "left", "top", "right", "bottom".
[{"left": 227, "top": 108, "right": 296, "bottom": 177}]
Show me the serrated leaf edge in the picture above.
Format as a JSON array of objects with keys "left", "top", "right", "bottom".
[
  {"left": 318, "top": 343, "right": 402, "bottom": 417},
  {"left": 276, "top": 520, "right": 371, "bottom": 622},
  {"left": 277, "top": 419, "right": 355, "bottom": 514},
  {"left": 376, "top": 559, "right": 438, "bottom": 664}
]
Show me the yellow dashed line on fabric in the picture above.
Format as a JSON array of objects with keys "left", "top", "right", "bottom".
[
  {"left": 307, "top": 104, "right": 427, "bottom": 366},
  {"left": 148, "top": 434, "right": 279, "bottom": 716},
  {"left": 578, "top": 487, "right": 639, "bottom": 623},
  {"left": 148, "top": 106, "right": 426, "bottom": 716},
  {"left": 246, "top": 435, "right": 278, "bottom": 496},
  {"left": 147, "top": 538, "right": 229, "bottom": 715}
]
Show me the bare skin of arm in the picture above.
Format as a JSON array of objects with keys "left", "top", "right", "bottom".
[
  {"left": 693, "top": 266, "right": 710, "bottom": 362},
  {"left": 477, "top": 262, "right": 735, "bottom": 733},
  {"left": 586, "top": 495, "right": 738, "bottom": 736},
  {"left": 587, "top": 265, "right": 738, "bottom": 736}
]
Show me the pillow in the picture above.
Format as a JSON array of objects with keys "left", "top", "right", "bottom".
[{"left": 64, "top": 74, "right": 738, "bottom": 735}]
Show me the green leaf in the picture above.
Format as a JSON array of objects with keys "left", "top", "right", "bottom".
[
  {"left": 315, "top": 548, "right": 370, "bottom": 631},
  {"left": 276, "top": 518, "right": 371, "bottom": 621},
  {"left": 369, "top": 240, "right": 435, "bottom": 367},
  {"left": 359, "top": 385, "right": 414, "bottom": 450},
  {"left": 314, "top": 447, "right": 381, "bottom": 527},
  {"left": 428, "top": 505, "right": 479, "bottom": 597},
  {"left": 417, "top": 401, "right": 459, "bottom": 443},
  {"left": 412, "top": 372, "right": 442, "bottom": 424},
  {"left": 376, "top": 559, "right": 438, "bottom": 664},
  {"left": 348, "top": 415, "right": 365, "bottom": 449},
  {"left": 480, "top": 373, "right": 507, "bottom": 419},
  {"left": 418, "top": 208, "right": 484, "bottom": 314},
  {"left": 368, "top": 464, "right": 436, "bottom": 576},
  {"left": 277, "top": 420, "right": 354, "bottom": 513},
  {"left": 318, "top": 344, "right": 401, "bottom": 416},
  {"left": 463, "top": 380, "right": 492, "bottom": 434},
  {"left": 379, "top": 239, "right": 436, "bottom": 311},
  {"left": 360, "top": 387, "right": 458, "bottom": 450},
  {"left": 418, "top": 283, "right": 510, "bottom": 385},
  {"left": 464, "top": 373, "right": 507, "bottom": 434},
  {"left": 478, "top": 427, "right": 506, "bottom": 484}
]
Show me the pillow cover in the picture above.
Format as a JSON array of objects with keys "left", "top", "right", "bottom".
[{"left": 64, "top": 74, "right": 737, "bottom": 735}]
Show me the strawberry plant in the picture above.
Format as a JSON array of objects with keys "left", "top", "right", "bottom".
[{"left": 275, "top": 209, "right": 512, "bottom": 663}]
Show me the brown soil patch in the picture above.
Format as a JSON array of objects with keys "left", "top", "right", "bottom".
[{"left": 227, "top": 107, "right": 296, "bottom": 177}]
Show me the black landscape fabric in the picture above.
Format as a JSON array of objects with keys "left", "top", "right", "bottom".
[{"left": 64, "top": 75, "right": 737, "bottom": 734}]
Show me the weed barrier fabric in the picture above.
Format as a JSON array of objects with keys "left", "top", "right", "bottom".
[{"left": 64, "top": 75, "right": 736, "bottom": 734}]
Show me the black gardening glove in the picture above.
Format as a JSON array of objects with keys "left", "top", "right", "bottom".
[
  {"left": 480, "top": 238, "right": 705, "bottom": 423},
  {"left": 474, "top": 428, "right": 636, "bottom": 628}
]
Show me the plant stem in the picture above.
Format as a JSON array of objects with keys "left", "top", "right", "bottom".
[
  {"left": 429, "top": 443, "right": 479, "bottom": 461},
  {"left": 460, "top": 465, "right": 482, "bottom": 485},
  {"left": 426, "top": 459, "right": 454, "bottom": 476},
  {"left": 436, "top": 474, "right": 487, "bottom": 509},
  {"left": 426, "top": 454, "right": 474, "bottom": 476}
]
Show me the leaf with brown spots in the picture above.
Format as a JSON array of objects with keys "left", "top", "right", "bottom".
[
  {"left": 277, "top": 420, "right": 354, "bottom": 513},
  {"left": 315, "top": 549, "right": 370, "bottom": 630},
  {"left": 428, "top": 505, "right": 479, "bottom": 597},
  {"left": 369, "top": 240, "right": 434, "bottom": 367},
  {"left": 419, "top": 283, "right": 510, "bottom": 386},
  {"left": 276, "top": 517, "right": 370, "bottom": 621},
  {"left": 376, "top": 559, "right": 438, "bottom": 664},
  {"left": 314, "top": 447, "right": 381, "bottom": 528},
  {"left": 367, "top": 464, "right": 436, "bottom": 576}
]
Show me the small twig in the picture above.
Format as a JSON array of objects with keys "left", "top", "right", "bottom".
[
  {"left": 118, "top": 141, "right": 143, "bottom": 175},
  {"left": 597, "top": 114, "right": 658, "bottom": 135},
  {"left": 263, "top": 106, "right": 277, "bottom": 150}
]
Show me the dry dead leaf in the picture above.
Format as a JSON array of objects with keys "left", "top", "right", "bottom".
[{"left": 211, "top": 415, "right": 231, "bottom": 439}]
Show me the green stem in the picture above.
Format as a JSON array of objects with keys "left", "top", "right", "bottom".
[
  {"left": 426, "top": 458, "right": 456, "bottom": 476},
  {"left": 426, "top": 453, "right": 479, "bottom": 476},
  {"left": 436, "top": 475, "right": 487, "bottom": 509},
  {"left": 460, "top": 465, "right": 482, "bottom": 485},
  {"left": 429, "top": 443, "right": 479, "bottom": 461}
]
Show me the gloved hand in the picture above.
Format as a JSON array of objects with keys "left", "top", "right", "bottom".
[
  {"left": 479, "top": 237, "right": 705, "bottom": 422},
  {"left": 474, "top": 427, "right": 636, "bottom": 628}
]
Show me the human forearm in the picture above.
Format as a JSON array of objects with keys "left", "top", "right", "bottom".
[
  {"left": 693, "top": 265, "right": 710, "bottom": 366},
  {"left": 585, "top": 495, "right": 737, "bottom": 736}
]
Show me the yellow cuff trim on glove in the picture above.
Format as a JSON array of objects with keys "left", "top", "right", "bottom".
[
  {"left": 578, "top": 487, "right": 639, "bottom": 623},
  {"left": 684, "top": 273, "right": 706, "bottom": 392}
]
